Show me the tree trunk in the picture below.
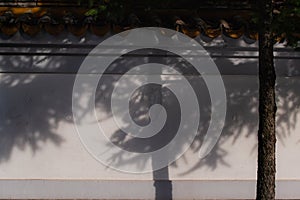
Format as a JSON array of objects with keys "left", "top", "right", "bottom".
[{"left": 256, "top": 0, "right": 277, "bottom": 199}]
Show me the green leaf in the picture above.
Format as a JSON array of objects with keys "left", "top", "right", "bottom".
[{"left": 85, "top": 9, "right": 98, "bottom": 16}]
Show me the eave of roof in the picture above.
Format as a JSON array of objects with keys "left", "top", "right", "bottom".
[{"left": 0, "top": 4, "right": 297, "bottom": 43}]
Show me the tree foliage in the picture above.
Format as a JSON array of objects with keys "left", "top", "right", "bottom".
[{"left": 272, "top": 0, "right": 300, "bottom": 46}]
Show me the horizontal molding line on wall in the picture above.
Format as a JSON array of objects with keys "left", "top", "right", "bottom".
[
  {"left": 0, "top": 43, "right": 297, "bottom": 52},
  {"left": 0, "top": 179, "right": 299, "bottom": 199},
  {"left": 0, "top": 52, "right": 298, "bottom": 59}
]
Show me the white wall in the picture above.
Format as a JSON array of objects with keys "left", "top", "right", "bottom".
[{"left": 0, "top": 31, "right": 299, "bottom": 199}]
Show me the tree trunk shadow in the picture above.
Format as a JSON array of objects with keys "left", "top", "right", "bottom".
[{"left": 152, "top": 158, "right": 173, "bottom": 200}]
